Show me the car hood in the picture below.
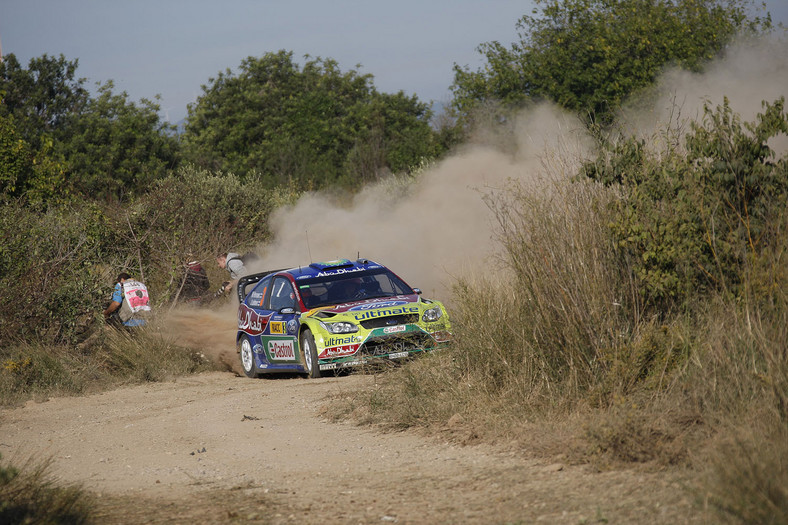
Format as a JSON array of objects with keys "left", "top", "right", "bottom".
[{"left": 304, "top": 295, "right": 424, "bottom": 320}]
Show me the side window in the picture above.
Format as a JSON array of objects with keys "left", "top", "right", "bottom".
[
  {"left": 268, "top": 276, "right": 296, "bottom": 311},
  {"left": 246, "top": 276, "right": 272, "bottom": 307}
]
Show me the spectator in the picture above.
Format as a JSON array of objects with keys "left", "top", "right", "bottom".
[
  {"left": 216, "top": 252, "right": 248, "bottom": 294},
  {"left": 104, "top": 273, "right": 151, "bottom": 327},
  {"left": 180, "top": 259, "right": 210, "bottom": 301}
]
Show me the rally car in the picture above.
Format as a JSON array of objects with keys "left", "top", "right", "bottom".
[{"left": 235, "top": 258, "right": 451, "bottom": 378}]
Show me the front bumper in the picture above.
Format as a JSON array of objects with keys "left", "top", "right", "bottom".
[{"left": 316, "top": 324, "right": 450, "bottom": 371}]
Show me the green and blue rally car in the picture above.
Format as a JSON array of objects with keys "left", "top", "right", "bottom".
[{"left": 236, "top": 258, "right": 451, "bottom": 378}]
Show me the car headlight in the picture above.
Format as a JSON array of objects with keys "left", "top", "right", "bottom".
[
  {"left": 320, "top": 321, "right": 359, "bottom": 334},
  {"left": 422, "top": 307, "right": 443, "bottom": 323}
]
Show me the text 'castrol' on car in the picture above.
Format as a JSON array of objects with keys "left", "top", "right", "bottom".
[{"left": 235, "top": 258, "right": 451, "bottom": 378}]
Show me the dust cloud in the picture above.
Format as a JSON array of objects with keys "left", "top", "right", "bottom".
[
  {"left": 621, "top": 36, "right": 788, "bottom": 154},
  {"left": 161, "top": 304, "right": 243, "bottom": 374},
  {"left": 249, "top": 39, "right": 788, "bottom": 300},
  {"left": 163, "top": 36, "right": 787, "bottom": 360},
  {"left": 249, "top": 102, "right": 589, "bottom": 301}
]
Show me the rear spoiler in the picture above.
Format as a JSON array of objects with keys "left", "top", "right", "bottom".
[{"left": 236, "top": 269, "right": 285, "bottom": 303}]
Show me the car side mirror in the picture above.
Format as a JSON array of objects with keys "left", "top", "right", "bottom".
[
  {"left": 279, "top": 307, "right": 295, "bottom": 315},
  {"left": 413, "top": 288, "right": 422, "bottom": 295}
]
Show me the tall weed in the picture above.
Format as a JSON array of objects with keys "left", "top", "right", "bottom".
[
  {"left": 0, "top": 454, "right": 92, "bottom": 524},
  {"left": 336, "top": 168, "right": 648, "bottom": 439},
  {"left": 100, "top": 324, "right": 213, "bottom": 383},
  {"left": 0, "top": 323, "right": 217, "bottom": 407}
]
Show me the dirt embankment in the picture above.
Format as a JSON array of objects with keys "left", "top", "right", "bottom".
[{"left": 0, "top": 371, "right": 706, "bottom": 524}]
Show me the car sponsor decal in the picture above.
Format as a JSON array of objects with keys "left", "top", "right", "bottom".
[
  {"left": 316, "top": 266, "right": 366, "bottom": 277},
  {"left": 269, "top": 321, "right": 286, "bottom": 334},
  {"left": 286, "top": 319, "right": 298, "bottom": 334},
  {"left": 319, "top": 344, "right": 359, "bottom": 359},
  {"left": 383, "top": 325, "right": 406, "bottom": 334},
  {"left": 320, "top": 359, "right": 362, "bottom": 370},
  {"left": 238, "top": 304, "right": 271, "bottom": 335},
  {"left": 323, "top": 335, "right": 361, "bottom": 346},
  {"left": 267, "top": 340, "right": 295, "bottom": 360},
  {"left": 349, "top": 300, "right": 408, "bottom": 311},
  {"left": 352, "top": 306, "right": 420, "bottom": 321}
]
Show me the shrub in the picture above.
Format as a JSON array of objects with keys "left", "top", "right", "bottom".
[
  {"left": 106, "top": 164, "right": 299, "bottom": 307},
  {"left": 0, "top": 454, "right": 92, "bottom": 524},
  {"left": 0, "top": 201, "right": 113, "bottom": 347},
  {"left": 583, "top": 97, "right": 788, "bottom": 311}
]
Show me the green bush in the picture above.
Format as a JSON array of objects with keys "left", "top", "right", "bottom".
[
  {"left": 583, "top": 97, "right": 788, "bottom": 311},
  {"left": 114, "top": 164, "right": 299, "bottom": 306},
  {"left": 0, "top": 201, "right": 113, "bottom": 346}
]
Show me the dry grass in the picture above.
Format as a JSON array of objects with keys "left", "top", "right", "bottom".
[
  {"left": 0, "top": 319, "right": 219, "bottom": 407},
  {"left": 325, "top": 154, "right": 788, "bottom": 523},
  {"left": 701, "top": 425, "right": 788, "bottom": 524},
  {"left": 0, "top": 454, "right": 93, "bottom": 524}
]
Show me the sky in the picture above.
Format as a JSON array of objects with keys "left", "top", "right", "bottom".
[{"left": 2, "top": 1, "right": 787, "bottom": 124}]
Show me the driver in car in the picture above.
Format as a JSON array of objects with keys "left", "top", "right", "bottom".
[{"left": 332, "top": 278, "right": 365, "bottom": 302}]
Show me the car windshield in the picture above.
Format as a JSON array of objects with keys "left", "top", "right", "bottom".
[{"left": 296, "top": 268, "right": 414, "bottom": 309}]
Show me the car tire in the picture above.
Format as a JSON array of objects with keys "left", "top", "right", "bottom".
[
  {"left": 239, "top": 335, "right": 261, "bottom": 378},
  {"left": 300, "top": 329, "right": 321, "bottom": 379}
]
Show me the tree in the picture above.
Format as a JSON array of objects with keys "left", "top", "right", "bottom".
[
  {"left": 0, "top": 53, "right": 88, "bottom": 148},
  {"left": 1, "top": 54, "right": 180, "bottom": 201},
  {"left": 182, "top": 50, "right": 438, "bottom": 189},
  {"left": 0, "top": 114, "right": 66, "bottom": 206},
  {"left": 58, "top": 81, "right": 179, "bottom": 201},
  {"left": 451, "top": 0, "right": 772, "bottom": 126}
]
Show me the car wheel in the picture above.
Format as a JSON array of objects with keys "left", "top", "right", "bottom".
[
  {"left": 239, "top": 335, "right": 260, "bottom": 378},
  {"left": 300, "top": 329, "right": 321, "bottom": 379}
]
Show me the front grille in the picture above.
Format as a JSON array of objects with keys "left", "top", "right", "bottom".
[
  {"left": 360, "top": 314, "right": 418, "bottom": 330},
  {"left": 360, "top": 332, "right": 433, "bottom": 357}
]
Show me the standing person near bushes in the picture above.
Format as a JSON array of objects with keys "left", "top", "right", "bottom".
[{"left": 104, "top": 273, "right": 151, "bottom": 327}]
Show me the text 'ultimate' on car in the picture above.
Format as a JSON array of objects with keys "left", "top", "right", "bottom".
[{"left": 236, "top": 258, "right": 452, "bottom": 378}]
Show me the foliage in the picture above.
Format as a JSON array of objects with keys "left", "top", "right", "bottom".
[
  {"left": 695, "top": 291, "right": 788, "bottom": 524},
  {"left": 182, "top": 50, "right": 439, "bottom": 188},
  {"left": 325, "top": 97, "right": 788, "bottom": 524},
  {"left": 99, "top": 325, "right": 215, "bottom": 382},
  {"left": 1, "top": 54, "right": 179, "bottom": 202},
  {"left": 0, "top": 454, "right": 92, "bottom": 525},
  {"left": 0, "top": 115, "right": 35, "bottom": 200},
  {"left": 583, "top": 97, "right": 788, "bottom": 310},
  {"left": 0, "top": 53, "right": 89, "bottom": 148},
  {"left": 0, "top": 329, "right": 217, "bottom": 407},
  {"left": 57, "top": 81, "right": 179, "bottom": 201},
  {"left": 326, "top": 173, "right": 641, "bottom": 434},
  {"left": 0, "top": 200, "right": 114, "bottom": 346},
  {"left": 101, "top": 164, "right": 299, "bottom": 306},
  {"left": 0, "top": 115, "right": 68, "bottom": 207},
  {"left": 451, "top": 0, "right": 771, "bottom": 126}
]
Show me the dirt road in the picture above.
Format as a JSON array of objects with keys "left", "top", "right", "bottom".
[{"left": 1, "top": 370, "right": 704, "bottom": 524}]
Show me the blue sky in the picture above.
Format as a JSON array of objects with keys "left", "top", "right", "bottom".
[{"left": 2, "top": 0, "right": 786, "bottom": 124}]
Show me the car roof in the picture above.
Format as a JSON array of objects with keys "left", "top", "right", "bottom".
[{"left": 281, "top": 258, "right": 385, "bottom": 280}]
